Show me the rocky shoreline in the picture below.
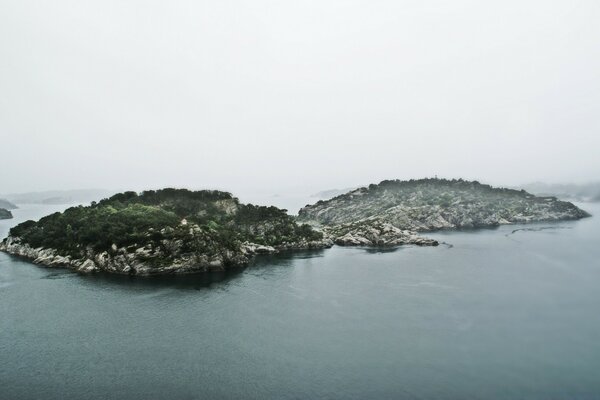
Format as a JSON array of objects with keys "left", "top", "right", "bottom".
[
  {"left": 0, "top": 236, "right": 333, "bottom": 276},
  {"left": 325, "top": 221, "right": 439, "bottom": 247}
]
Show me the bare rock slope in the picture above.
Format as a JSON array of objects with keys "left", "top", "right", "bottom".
[{"left": 298, "top": 178, "right": 590, "bottom": 247}]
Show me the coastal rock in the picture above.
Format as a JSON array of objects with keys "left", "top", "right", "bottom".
[
  {"left": 328, "top": 221, "right": 438, "bottom": 247},
  {"left": 1, "top": 224, "right": 332, "bottom": 278},
  {"left": 78, "top": 259, "right": 98, "bottom": 273},
  {"left": 242, "top": 242, "right": 277, "bottom": 255},
  {"left": 0, "top": 233, "right": 335, "bottom": 276}
]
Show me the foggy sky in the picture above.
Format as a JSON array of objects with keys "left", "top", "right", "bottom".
[{"left": 1, "top": 0, "right": 599, "bottom": 197}]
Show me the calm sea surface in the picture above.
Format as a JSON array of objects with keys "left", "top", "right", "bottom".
[{"left": 1, "top": 203, "right": 599, "bottom": 399}]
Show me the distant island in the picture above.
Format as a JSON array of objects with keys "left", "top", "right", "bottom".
[
  {"left": 1, "top": 189, "right": 115, "bottom": 205},
  {"left": 0, "top": 198, "right": 18, "bottom": 210},
  {"left": 517, "top": 182, "right": 600, "bottom": 203},
  {"left": 0, "top": 208, "right": 13, "bottom": 220},
  {"left": 0, "top": 189, "right": 330, "bottom": 275},
  {"left": 0, "top": 179, "right": 591, "bottom": 275},
  {"left": 310, "top": 187, "right": 359, "bottom": 200},
  {"left": 298, "top": 178, "right": 590, "bottom": 246}
]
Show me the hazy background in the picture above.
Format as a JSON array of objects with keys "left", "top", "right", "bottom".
[{"left": 1, "top": 0, "right": 599, "bottom": 200}]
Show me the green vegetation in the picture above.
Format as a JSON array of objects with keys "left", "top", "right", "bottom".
[{"left": 8, "top": 189, "right": 322, "bottom": 259}]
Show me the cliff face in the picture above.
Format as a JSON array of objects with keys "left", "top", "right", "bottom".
[
  {"left": 0, "top": 208, "right": 13, "bottom": 220},
  {"left": 0, "top": 189, "right": 332, "bottom": 275},
  {"left": 298, "top": 179, "right": 590, "bottom": 246}
]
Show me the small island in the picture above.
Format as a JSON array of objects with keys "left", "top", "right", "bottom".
[
  {"left": 298, "top": 178, "right": 590, "bottom": 246},
  {"left": 0, "top": 208, "right": 13, "bottom": 220},
  {"left": 0, "top": 189, "right": 331, "bottom": 275}
]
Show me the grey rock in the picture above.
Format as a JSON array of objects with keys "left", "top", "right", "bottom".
[{"left": 298, "top": 178, "right": 590, "bottom": 247}]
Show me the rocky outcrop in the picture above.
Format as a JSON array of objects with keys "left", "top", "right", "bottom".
[
  {"left": 0, "top": 208, "right": 12, "bottom": 220},
  {"left": 0, "top": 236, "right": 234, "bottom": 275},
  {"left": 327, "top": 221, "right": 438, "bottom": 247},
  {"left": 298, "top": 178, "right": 590, "bottom": 247}
]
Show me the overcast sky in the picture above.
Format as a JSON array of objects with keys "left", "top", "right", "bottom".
[{"left": 1, "top": 0, "right": 599, "bottom": 197}]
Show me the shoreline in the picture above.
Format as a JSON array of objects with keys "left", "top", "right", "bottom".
[{"left": 2, "top": 215, "right": 592, "bottom": 277}]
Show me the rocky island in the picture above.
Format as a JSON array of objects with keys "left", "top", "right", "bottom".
[
  {"left": 0, "top": 208, "right": 13, "bottom": 220},
  {"left": 0, "top": 189, "right": 332, "bottom": 275},
  {"left": 298, "top": 178, "right": 590, "bottom": 247}
]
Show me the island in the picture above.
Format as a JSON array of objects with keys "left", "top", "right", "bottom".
[
  {"left": 0, "top": 208, "right": 13, "bottom": 220},
  {"left": 0, "top": 180, "right": 591, "bottom": 275},
  {"left": 2, "top": 189, "right": 113, "bottom": 205},
  {"left": 0, "top": 189, "right": 332, "bottom": 275},
  {"left": 298, "top": 178, "right": 590, "bottom": 246},
  {"left": 0, "top": 198, "right": 18, "bottom": 210}
]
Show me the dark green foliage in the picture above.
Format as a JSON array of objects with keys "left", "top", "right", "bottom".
[
  {"left": 10, "top": 204, "right": 179, "bottom": 255},
  {"left": 8, "top": 188, "right": 322, "bottom": 258}
]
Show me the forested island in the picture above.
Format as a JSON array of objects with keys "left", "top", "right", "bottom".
[
  {"left": 0, "top": 189, "right": 330, "bottom": 275},
  {"left": 0, "top": 179, "right": 590, "bottom": 275}
]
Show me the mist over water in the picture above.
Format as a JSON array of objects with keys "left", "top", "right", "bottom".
[
  {"left": 1, "top": 1, "right": 600, "bottom": 194},
  {"left": 1, "top": 203, "right": 599, "bottom": 399}
]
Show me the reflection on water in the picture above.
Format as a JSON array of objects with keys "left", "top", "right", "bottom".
[
  {"left": 73, "top": 250, "right": 329, "bottom": 291},
  {"left": 80, "top": 269, "right": 245, "bottom": 290},
  {"left": 362, "top": 246, "right": 405, "bottom": 254},
  {"left": 39, "top": 271, "right": 73, "bottom": 280},
  {"left": 250, "top": 248, "right": 326, "bottom": 266}
]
